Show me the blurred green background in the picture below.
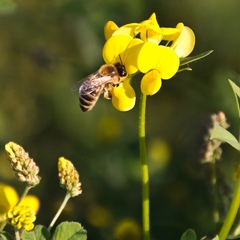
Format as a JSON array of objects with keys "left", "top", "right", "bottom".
[{"left": 0, "top": 0, "right": 239, "bottom": 239}]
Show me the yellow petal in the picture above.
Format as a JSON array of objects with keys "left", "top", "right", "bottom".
[
  {"left": 137, "top": 42, "right": 179, "bottom": 79},
  {"left": 170, "top": 23, "right": 195, "bottom": 58},
  {"left": 111, "top": 77, "right": 136, "bottom": 111},
  {"left": 20, "top": 195, "right": 40, "bottom": 214},
  {"left": 140, "top": 13, "right": 162, "bottom": 44},
  {"left": 155, "top": 46, "right": 180, "bottom": 79},
  {"left": 141, "top": 70, "right": 162, "bottom": 95},
  {"left": 112, "top": 23, "right": 141, "bottom": 37},
  {"left": 102, "top": 35, "right": 133, "bottom": 64},
  {"left": 137, "top": 42, "right": 158, "bottom": 73},
  {"left": 148, "top": 12, "right": 159, "bottom": 26},
  {"left": 122, "top": 38, "right": 143, "bottom": 75},
  {"left": 0, "top": 184, "right": 19, "bottom": 213},
  {"left": 104, "top": 21, "right": 119, "bottom": 40},
  {"left": 161, "top": 27, "right": 181, "bottom": 41}
]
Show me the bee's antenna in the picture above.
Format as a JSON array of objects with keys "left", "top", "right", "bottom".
[{"left": 118, "top": 55, "right": 123, "bottom": 64}]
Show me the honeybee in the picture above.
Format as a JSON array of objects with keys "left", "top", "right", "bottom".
[{"left": 72, "top": 62, "right": 127, "bottom": 112}]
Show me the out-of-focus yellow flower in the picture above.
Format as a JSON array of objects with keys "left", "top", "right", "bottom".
[
  {"left": 7, "top": 205, "right": 36, "bottom": 231},
  {"left": 97, "top": 116, "right": 122, "bottom": 142},
  {"left": 58, "top": 157, "right": 82, "bottom": 197},
  {"left": 0, "top": 183, "right": 40, "bottom": 223},
  {"left": 114, "top": 218, "right": 141, "bottom": 240},
  {"left": 148, "top": 138, "right": 171, "bottom": 172},
  {"left": 86, "top": 205, "right": 111, "bottom": 228}
]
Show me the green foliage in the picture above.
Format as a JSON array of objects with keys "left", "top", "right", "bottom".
[
  {"left": 179, "top": 50, "right": 213, "bottom": 71},
  {"left": 228, "top": 79, "right": 240, "bottom": 117},
  {"left": 5, "top": 222, "right": 87, "bottom": 240},
  {"left": 0, "top": 231, "right": 13, "bottom": 240},
  {"left": 210, "top": 80, "right": 240, "bottom": 151},
  {"left": 180, "top": 229, "right": 197, "bottom": 240},
  {"left": 210, "top": 125, "right": 240, "bottom": 151},
  {"left": 51, "top": 222, "right": 87, "bottom": 240},
  {"left": 21, "top": 225, "right": 50, "bottom": 240}
]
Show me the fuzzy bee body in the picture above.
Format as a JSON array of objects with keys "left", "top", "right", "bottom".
[{"left": 72, "top": 63, "right": 127, "bottom": 112}]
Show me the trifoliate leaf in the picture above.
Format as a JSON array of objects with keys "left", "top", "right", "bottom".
[
  {"left": 51, "top": 222, "right": 87, "bottom": 240},
  {"left": 21, "top": 225, "right": 50, "bottom": 240}
]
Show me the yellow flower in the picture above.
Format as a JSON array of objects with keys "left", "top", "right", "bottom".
[
  {"left": 102, "top": 13, "right": 195, "bottom": 110},
  {"left": 104, "top": 21, "right": 119, "bottom": 40},
  {"left": 102, "top": 35, "right": 143, "bottom": 111},
  {"left": 137, "top": 42, "right": 180, "bottom": 95},
  {"left": 114, "top": 218, "right": 141, "bottom": 240},
  {"left": 110, "top": 77, "right": 136, "bottom": 111},
  {"left": 0, "top": 183, "right": 40, "bottom": 223},
  {"left": 58, "top": 157, "right": 82, "bottom": 197},
  {"left": 104, "top": 21, "right": 140, "bottom": 40},
  {"left": 7, "top": 205, "right": 36, "bottom": 231},
  {"left": 167, "top": 22, "right": 195, "bottom": 58}
]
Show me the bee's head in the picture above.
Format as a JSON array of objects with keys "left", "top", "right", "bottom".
[{"left": 115, "top": 63, "right": 127, "bottom": 77}]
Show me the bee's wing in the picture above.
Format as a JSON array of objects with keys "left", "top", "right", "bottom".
[
  {"left": 71, "top": 72, "right": 96, "bottom": 91},
  {"left": 71, "top": 72, "right": 114, "bottom": 92}
]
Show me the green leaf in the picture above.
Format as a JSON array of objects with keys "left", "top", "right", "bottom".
[
  {"left": 51, "top": 222, "right": 87, "bottom": 240},
  {"left": 34, "top": 225, "right": 50, "bottom": 240},
  {"left": 21, "top": 225, "right": 50, "bottom": 240},
  {"left": 180, "top": 50, "right": 213, "bottom": 66},
  {"left": 210, "top": 125, "right": 240, "bottom": 151},
  {"left": 0, "top": 231, "right": 14, "bottom": 240},
  {"left": 20, "top": 230, "right": 36, "bottom": 240},
  {"left": 178, "top": 67, "right": 192, "bottom": 72},
  {"left": 228, "top": 79, "right": 240, "bottom": 118},
  {"left": 180, "top": 229, "right": 197, "bottom": 240}
]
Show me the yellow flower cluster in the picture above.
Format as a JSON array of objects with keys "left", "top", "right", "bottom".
[
  {"left": 5, "top": 142, "right": 41, "bottom": 187},
  {"left": 58, "top": 157, "right": 82, "bottom": 197},
  {"left": 7, "top": 205, "right": 36, "bottom": 231},
  {"left": 102, "top": 13, "right": 195, "bottom": 111},
  {"left": 0, "top": 183, "right": 40, "bottom": 223}
]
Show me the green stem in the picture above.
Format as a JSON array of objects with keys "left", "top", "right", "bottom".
[
  {"left": 219, "top": 174, "right": 240, "bottom": 240},
  {"left": 15, "top": 229, "right": 20, "bottom": 240},
  {"left": 139, "top": 93, "right": 150, "bottom": 240},
  {"left": 211, "top": 162, "right": 219, "bottom": 225},
  {"left": 48, "top": 193, "right": 71, "bottom": 232},
  {"left": 17, "top": 185, "right": 32, "bottom": 206}
]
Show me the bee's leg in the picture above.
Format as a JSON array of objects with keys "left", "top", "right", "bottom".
[
  {"left": 109, "top": 83, "right": 119, "bottom": 87},
  {"left": 103, "top": 88, "right": 112, "bottom": 99}
]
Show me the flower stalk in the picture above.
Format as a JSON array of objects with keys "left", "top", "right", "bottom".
[
  {"left": 219, "top": 172, "right": 240, "bottom": 240},
  {"left": 48, "top": 193, "right": 71, "bottom": 231},
  {"left": 139, "top": 93, "right": 150, "bottom": 240},
  {"left": 48, "top": 157, "right": 82, "bottom": 232},
  {"left": 17, "top": 185, "right": 32, "bottom": 206}
]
